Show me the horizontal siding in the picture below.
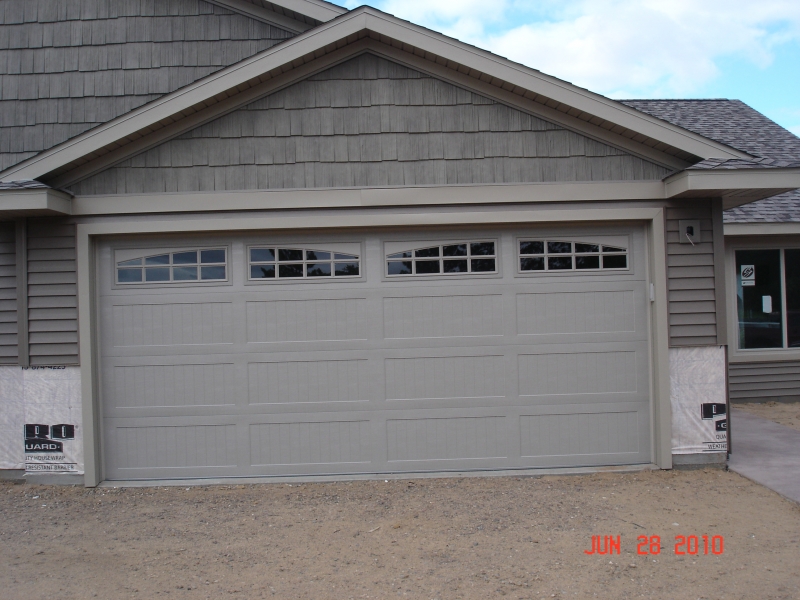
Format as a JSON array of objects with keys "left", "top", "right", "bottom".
[
  {"left": 729, "top": 360, "right": 800, "bottom": 402},
  {"left": 0, "top": 0, "right": 294, "bottom": 171},
  {"left": 26, "top": 219, "right": 78, "bottom": 366},
  {"left": 0, "top": 222, "right": 17, "bottom": 363},
  {"left": 70, "top": 53, "right": 671, "bottom": 195},
  {"left": 666, "top": 201, "right": 718, "bottom": 347}
]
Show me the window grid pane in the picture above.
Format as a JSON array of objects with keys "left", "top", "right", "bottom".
[
  {"left": 248, "top": 247, "right": 361, "bottom": 280},
  {"left": 519, "top": 240, "right": 628, "bottom": 272},
  {"left": 385, "top": 241, "right": 497, "bottom": 277},
  {"left": 117, "top": 248, "right": 226, "bottom": 284}
]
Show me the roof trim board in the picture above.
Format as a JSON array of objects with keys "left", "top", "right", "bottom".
[
  {"left": 665, "top": 168, "right": 800, "bottom": 208},
  {"left": 205, "top": 0, "right": 316, "bottom": 33},
  {"left": 69, "top": 181, "right": 668, "bottom": 216},
  {"left": 724, "top": 222, "right": 800, "bottom": 236},
  {"left": 0, "top": 189, "right": 72, "bottom": 217},
  {"left": 0, "top": 7, "right": 752, "bottom": 185},
  {"left": 252, "top": 0, "right": 347, "bottom": 22}
]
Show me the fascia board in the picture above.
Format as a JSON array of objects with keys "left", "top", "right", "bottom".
[
  {"left": 204, "top": 0, "right": 315, "bottom": 33},
  {"left": 665, "top": 168, "right": 800, "bottom": 198},
  {"left": 724, "top": 222, "right": 800, "bottom": 237},
  {"left": 0, "top": 7, "right": 749, "bottom": 183},
  {"left": 267, "top": 0, "right": 346, "bottom": 22},
  {"left": 358, "top": 11, "right": 750, "bottom": 162},
  {"left": 70, "top": 180, "right": 667, "bottom": 217},
  {"left": 0, "top": 189, "right": 72, "bottom": 215}
]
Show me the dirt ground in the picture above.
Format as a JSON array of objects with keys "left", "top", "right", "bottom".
[
  {"left": 734, "top": 401, "right": 800, "bottom": 432},
  {"left": 1, "top": 468, "right": 799, "bottom": 600}
]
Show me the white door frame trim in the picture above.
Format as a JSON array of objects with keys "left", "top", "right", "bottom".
[{"left": 77, "top": 205, "right": 672, "bottom": 485}]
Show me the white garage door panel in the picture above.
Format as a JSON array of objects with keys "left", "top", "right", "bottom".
[{"left": 98, "top": 227, "right": 652, "bottom": 480}]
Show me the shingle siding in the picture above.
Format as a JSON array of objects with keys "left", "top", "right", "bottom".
[
  {"left": 69, "top": 53, "right": 671, "bottom": 194},
  {"left": 0, "top": 0, "right": 295, "bottom": 172},
  {"left": 26, "top": 219, "right": 78, "bottom": 366},
  {"left": 729, "top": 360, "right": 800, "bottom": 402},
  {"left": 666, "top": 201, "right": 719, "bottom": 346}
]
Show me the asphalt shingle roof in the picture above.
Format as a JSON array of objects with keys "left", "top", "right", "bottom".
[
  {"left": 621, "top": 99, "right": 800, "bottom": 224},
  {"left": 0, "top": 180, "right": 49, "bottom": 190}
]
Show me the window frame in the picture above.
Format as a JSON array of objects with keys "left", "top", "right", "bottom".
[
  {"left": 245, "top": 243, "right": 364, "bottom": 285},
  {"left": 727, "top": 236, "right": 800, "bottom": 360},
  {"left": 515, "top": 237, "right": 630, "bottom": 276},
  {"left": 383, "top": 239, "right": 500, "bottom": 279},
  {"left": 113, "top": 246, "right": 231, "bottom": 288}
]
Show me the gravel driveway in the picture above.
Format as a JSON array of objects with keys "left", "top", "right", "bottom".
[{"left": 1, "top": 468, "right": 799, "bottom": 599}]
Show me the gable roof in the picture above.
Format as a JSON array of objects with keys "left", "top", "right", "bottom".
[
  {"left": 0, "top": 0, "right": 295, "bottom": 173},
  {"left": 0, "top": 6, "right": 755, "bottom": 186},
  {"left": 620, "top": 99, "right": 800, "bottom": 164}
]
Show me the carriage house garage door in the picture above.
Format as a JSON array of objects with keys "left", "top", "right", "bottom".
[{"left": 96, "top": 225, "right": 652, "bottom": 480}]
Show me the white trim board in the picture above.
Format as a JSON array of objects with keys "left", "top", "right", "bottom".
[{"left": 1, "top": 7, "right": 749, "bottom": 184}]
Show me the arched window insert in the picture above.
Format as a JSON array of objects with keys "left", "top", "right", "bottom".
[
  {"left": 116, "top": 248, "right": 227, "bottom": 283},
  {"left": 518, "top": 241, "right": 627, "bottom": 271},
  {"left": 249, "top": 247, "right": 360, "bottom": 279},
  {"left": 387, "top": 241, "right": 496, "bottom": 276}
]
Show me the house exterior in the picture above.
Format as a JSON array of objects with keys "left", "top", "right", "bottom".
[
  {"left": 1, "top": 0, "right": 799, "bottom": 486},
  {"left": 724, "top": 191, "right": 800, "bottom": 403}
]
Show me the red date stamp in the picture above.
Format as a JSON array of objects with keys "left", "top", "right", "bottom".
[{"left": 584, "top": 535, "right": 724, "bottom": 555}]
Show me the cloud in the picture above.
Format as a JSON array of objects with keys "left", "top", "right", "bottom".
[{"left": 348, "top": 0, "right": 800, "bottom": 98}]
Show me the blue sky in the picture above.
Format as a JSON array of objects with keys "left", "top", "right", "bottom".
[{"left": 332, "top": 0, "right": 800, "bottom": 137}]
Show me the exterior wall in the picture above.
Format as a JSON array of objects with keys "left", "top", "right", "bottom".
[
  {"left": 68, "top": 53, "right": 671, "bottom": 195},
  {"left": 0, "top": 0, "right": 294, "bottom": 172},
  {"left": 0, "top": 221, "right": 16, "bottom": 364},
  {"left": 0, "top": 365, "right": 83, "bottom": 473},
  {"left": 666, "top": 200, "right": 720, "bottom": 347},
  {"left": 724, "top": 233, "right": 800, "bottom": 404},
  {"left": 728, "top": 360, "right": 800, "bottom": 402},
  {"left": 670, "top": 346, "right": 727, "bottom": 454},
  {"left": 27, "top": 219, "right": 78, "bottom": 366}
]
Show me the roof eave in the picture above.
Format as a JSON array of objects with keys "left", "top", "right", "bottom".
[
  {"left": 0, "top": 188, "right": 72, "bottom": 217},
  {"left": 665, "top": 168, "right": 800, "bottom": 209}
]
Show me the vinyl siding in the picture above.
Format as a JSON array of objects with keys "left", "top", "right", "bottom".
[
  {"left": 0, "top": 0, "right": 294, "bottom": 172},
  {"left": 0, "top": 222, "right": 17, "bottom": 364},
  {"left": 666, "top": 201, "right": 719, "bottom": 346},
  {"left": 69, "top": 53, "right": 671, "bottom": 194},
  {"left": 729, "top": 360, "right": 800, "bottom": 402},
  {"left": 26, "top": 219, "right": 78, "bottom": 365}
]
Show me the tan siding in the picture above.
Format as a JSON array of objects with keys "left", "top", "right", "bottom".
[
  {"left": 729, "top": 360, "right": 800, "bottom": 402},
  {"left": 0, "top": 222, "right": 17, "bottom": 363},
  {"left": 69, "top": 53, "right": 671, "bottom": 195},
  {"left": 26, "top": 219, "right": 78, "bottom": 366},
  {"left": 666, "top": 201, "right": 719, "bottom": 347}
]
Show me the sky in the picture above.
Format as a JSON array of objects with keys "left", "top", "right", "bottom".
[{"left": 332, "top": 0, "right": 800, "bottom": 137}]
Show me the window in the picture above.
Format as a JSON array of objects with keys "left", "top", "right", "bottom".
[
  {"left": 116, "top": 249, "right": 227, "bottom": 284},
  {"left": 736, "top": 248, "right": 800, "bottom": 349},
  {"left": 386, "top": 241, "right": 496, "bottom": 276},
  {"left": 249, "top": 247, "right": 360, "bottom": 279},
  {"left": 518, "top": 240, "right": 627, "bottom": 272}
]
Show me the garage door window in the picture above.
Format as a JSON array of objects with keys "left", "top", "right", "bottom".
[
  {"left": 386, "top": 242, "right": 496, "bottom": 276},
  {"left": 519, "top": 240, "right": 627, "bottom": 272},
  {"left": 116, "top": 249, "right": 227, "bottom": 283},
  {"left": 249, "top": 247, "right": 360, "bottom": 279}
]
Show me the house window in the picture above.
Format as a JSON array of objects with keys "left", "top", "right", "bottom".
[
  {"left": 735, "top": 248, "right": 800, "bottom": 349},
  {"left": 518, "top": 240, "right": 627, "bottom": 272},
  {"left": 116, "top": 249, "right": 227, "bottom": 284},
  {"left": 249, "top": 247, "right": 360, "bottom": 279},
  {"left": 386, "top": 241, "right": 496, "bottom": 276}
]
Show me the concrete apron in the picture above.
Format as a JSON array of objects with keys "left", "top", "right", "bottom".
[{"left": 728, "top": 408, "right": 800, "bottom": 504}]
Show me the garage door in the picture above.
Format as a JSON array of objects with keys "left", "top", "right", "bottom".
[{"left": 97, "top": 225, "right": 652, "bottom": 480}]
